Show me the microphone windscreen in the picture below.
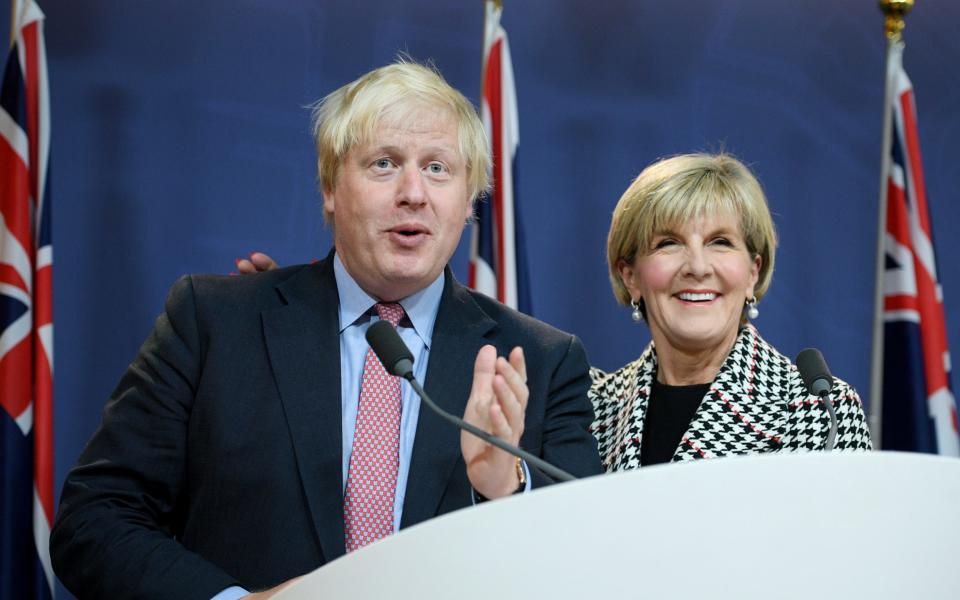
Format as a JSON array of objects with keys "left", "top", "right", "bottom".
[
  {"left": 796, "top": 348, "right": 834, "bottom": 396},
  {"left": 366, "top": 320, "right": 414, "bottom": 377}
]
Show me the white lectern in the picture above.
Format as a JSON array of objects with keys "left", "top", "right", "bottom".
[{"left": 278, "top": 452, "right": 960, "bottom": 599}]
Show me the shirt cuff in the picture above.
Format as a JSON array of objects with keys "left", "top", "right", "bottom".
[{"left": 211, "top": 586, "right": 249, "bottom": 600}]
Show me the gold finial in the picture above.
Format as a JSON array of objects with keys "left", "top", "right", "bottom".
[{"left": 879, "top": 0, "right": 914, "bottom": 40}]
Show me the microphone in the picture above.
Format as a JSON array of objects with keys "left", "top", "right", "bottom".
[
  {"left": 366, "top": 319, "right": 415, "bottom": 378},
  {"left": 365, "top": 320, "right": 576, "bottom": 483},
  {"left": 795, "top": 348, "right": 838, "bottom": 451}
]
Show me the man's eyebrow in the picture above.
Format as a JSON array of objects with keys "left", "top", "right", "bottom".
[
  {"left": 359, "top": 143, "right": 458, "bottom": 157},
  {"left": 361, "top": 144, "right": 400, "bottom": 155}
]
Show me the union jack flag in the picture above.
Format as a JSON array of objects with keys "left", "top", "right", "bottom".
[
  {"left": 468, "top": 0, "right": 531, "bottom": 313},
  {"left": 870, "top": 39, "right": 959, "bottom": 455},
  {"left": 1, "top": 1, "right": 55, "bottom": 597}
]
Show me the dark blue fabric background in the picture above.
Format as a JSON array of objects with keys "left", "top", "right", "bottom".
[{"left": 4, "top": 2, "right": 957, "bottom": 597}]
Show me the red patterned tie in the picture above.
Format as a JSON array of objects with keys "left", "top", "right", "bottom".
[{"left": 343, "top": 302, "right": 405, "bottom": 552}]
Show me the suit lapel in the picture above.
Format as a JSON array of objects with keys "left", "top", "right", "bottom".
[
  {"left": 262, "top": 257, "right": 347, "bottom": 561},
  {"left": 400, "top": 274, "right": 496, "bottom": 529},
  {"left": 675, "top": 326, "right": 786, "bottom": 460},
  {"left": 606, "top": 350, "right": 655, "bottom": 471}
]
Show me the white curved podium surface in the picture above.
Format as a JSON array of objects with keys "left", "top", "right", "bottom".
[{"left": 278, "top": 452, "right": 959, "bottom": 599}]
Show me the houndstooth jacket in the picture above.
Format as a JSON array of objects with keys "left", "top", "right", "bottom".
[{"left": 589, "top": 324, "right": 873, "bottom": 472}]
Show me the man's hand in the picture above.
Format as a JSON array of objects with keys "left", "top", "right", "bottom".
[
  {"left": 461, "top": 345, "right": 529, "bottom": 499},
  {"left": 244, "top": 576, "right": 304, "bottom": 599},
  {"left": 234, "top": 252, "right": 279, "bottom": 274}
]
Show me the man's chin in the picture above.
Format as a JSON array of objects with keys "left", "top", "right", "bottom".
[{"left": 372, "top": 269, "right": 442, "bottom": 301}]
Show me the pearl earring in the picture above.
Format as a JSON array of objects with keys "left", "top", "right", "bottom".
[
  {"left": 631, "top": 298, "right": 643, "bottom": 322},
  {"left": 745, "top": 296, "right": 759, "bottom": 320}
]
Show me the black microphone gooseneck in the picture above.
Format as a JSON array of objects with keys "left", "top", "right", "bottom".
[
  {"left": 796, "top": 348, "right": 838, "bottom": 451},
  {"left": 365, "top": 320, "right": 576, "bottom": 483}
]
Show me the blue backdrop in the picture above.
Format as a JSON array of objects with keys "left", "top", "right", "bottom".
[{"left": 3, "top": 2, "right": 958, "bottom": 597}]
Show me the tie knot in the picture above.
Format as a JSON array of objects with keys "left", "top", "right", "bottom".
[{"left": 374, "top": 302, "right": 405, "bottom": 327}]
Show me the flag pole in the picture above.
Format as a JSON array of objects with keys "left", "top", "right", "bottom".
[
  {"left": 869, "top": 0, "right": 914, "bottom": 447},
  {"left": 471, "top": 0, "right": 497, "bottom": 296},
  {"left": 479, "top": 0, "right": 502, "bottom": 127},
  {"left": 10, "top": 0, "right": 19, "bottom": 48}
]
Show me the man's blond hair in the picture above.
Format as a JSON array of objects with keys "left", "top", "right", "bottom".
[{"left": 311, "top": 60, "right": 490, "bottom": 222}]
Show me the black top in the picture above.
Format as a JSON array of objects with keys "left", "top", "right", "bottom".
[{"left": 640, "top": 378, "right": 710, "bottom": 466}]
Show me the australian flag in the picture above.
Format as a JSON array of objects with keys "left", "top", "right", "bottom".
[
  {"left": 874, "top": 40, "right": 959, "bottom": 455},
  {"left": 1, "top": 1, "right": 56, "bottom": 597},
  {"left": 468, "top": 0, "right": 531, "bottom": 314}
]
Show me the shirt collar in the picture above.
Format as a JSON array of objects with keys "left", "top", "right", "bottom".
[{"left": 333, "top": 253, "right": 444, "bottom": 348}]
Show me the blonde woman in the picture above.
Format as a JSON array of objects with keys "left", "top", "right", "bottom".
[{"left": 591, "top": 153, "right": 872, "bottom": 471}]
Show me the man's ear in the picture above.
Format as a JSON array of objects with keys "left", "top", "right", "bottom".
[
  {"left": 322, "top": 185, "right": 335, "bottom": 219},
  {"left": 463, "top": 195, "right": 475, "bottom": 224}
]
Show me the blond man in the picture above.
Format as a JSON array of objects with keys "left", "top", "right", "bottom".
[{"left": 51, "top": 61, "right": 601, "bottom": 599}]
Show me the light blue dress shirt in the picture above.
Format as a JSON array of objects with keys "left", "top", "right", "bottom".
[
  {"left": 212, "top": 257, "right": 443, "bottom": 600},
  {"left": 214, "top": 256, "right": 528, "bottom": 599},
  {"left": 332, "top": 254, "right": 443, "bottom": 531}
]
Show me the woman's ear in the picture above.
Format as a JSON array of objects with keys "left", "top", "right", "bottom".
[
  {"left": 746, "top": 253, "right": 761, "bottom": 298},
  {"left": 618, "top": 258, "right": 642, "bottom": 301}
]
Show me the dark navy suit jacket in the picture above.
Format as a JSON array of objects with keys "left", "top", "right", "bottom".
[{"left": 51, "top": 254, "right": 601, "bottom": 599}]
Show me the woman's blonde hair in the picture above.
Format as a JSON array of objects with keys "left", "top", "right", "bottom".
[{"left": 607, "top": 153, "right": 778, "bottom": 309}]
